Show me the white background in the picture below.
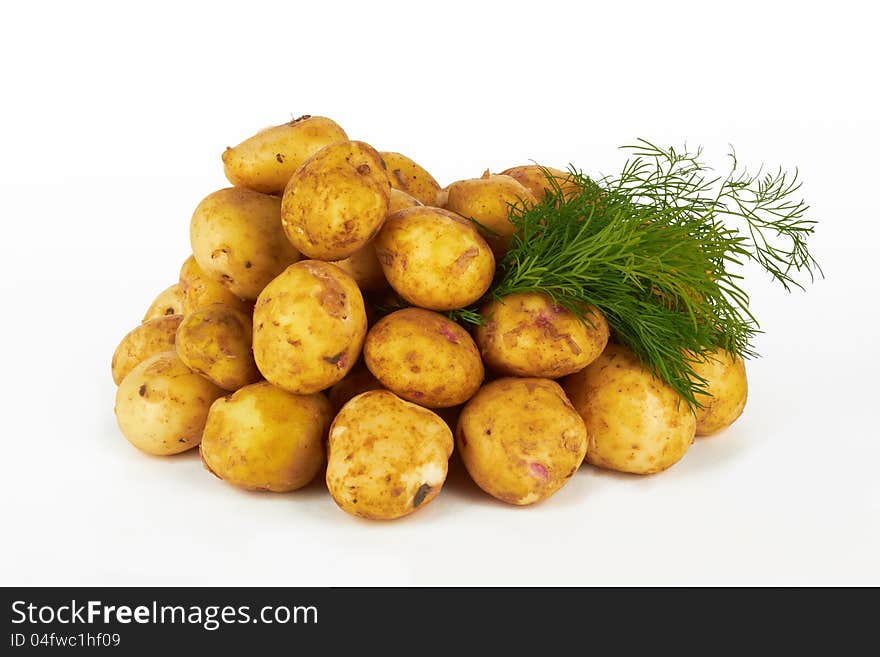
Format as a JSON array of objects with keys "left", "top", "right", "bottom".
[{"left": 2, "top": 0, "right": 878, "bottom": 586}]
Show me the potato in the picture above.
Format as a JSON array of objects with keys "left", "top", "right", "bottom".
[
  {"left": 179, "top": 255, "right": 250, "bottom": 316},
  {"left": 333, "top": 190, "right": 422, "bottom": 291},
  {"left": 373, "top": 206, "right": 495, "bottom": 311},
  {"left": 435, "top": 184, "right": 450, "bottom": 208},
  {"left": 364, "top": 308, "right": 483, "bottom": 408},
  {"left": 332, "top": 245, "right": 387, "bottom": 292},
  {"left": 326, "top": 390, "right": 453, "bottom": 519},
  {"left": 222, "top": 115, "right": 348, "bottom": 195},
  {"left": 111, "top": 314, "right": 183, "bottom": 385},
  {"left": 500, "top": 164, "right": 574, "bottom": 200},
  {"left": 386, "top": 188, "right": 423, "bottom": 214},
  {"left": 190, "top": 187, "right": 300, "bottom": 300},
  {"left": 253, "top": 260, "right": 367, "bottom": 394},
  {"left": 562, "top": 343, "right": 695, "bottom": 474},
  {"left": 444, "top": 173, "right": 538, "bottom": 256},
  {"left": 281, "top": 140, "right": 391, "bottom": 261},
  {"left": 475, "top": 292, "right": 609, "bottom": 378},
  {"left": 327, "top": 363, "right": 383, "bottom": 412},
  {"left": 379, "top": 151, "right": 441, "bottom": 205},
  {"left": 691, "top": 349, "right": 748, "bottom": 436},
  {"left": 456, "top": 378, "right": 587, "bottom": 505},
  {"left": 143, "top": 284, "right": 183, "bottom": 322},
  {"left": 175, "top": 303, "right": 261, "bottom": 391},
  {"left": 200, "top": 382, "right": 333, "bottom": 492},
  {"left": 115, "top": 351, "right": 225, "bottom": 455}
]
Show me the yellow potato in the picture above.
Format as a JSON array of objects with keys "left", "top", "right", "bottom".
[
  {"left": 563, "top": 343, "right": 695, "bottom": 474},
  {"left": 456, "top": 378, "right": 587, "bottom": 505},
  {"left": 386, "top": 188, "right": 423, "bottom": 214},
  {"left": 179, "top": 255, "right": 250, "bottom": 316},
  {"left": 333, "top": 190, "right": 422, "bottom": 291},
  {"left": 444, "top": 173, "right": 538, "bottom": 256},
  {"left": 253, "top": 260, "right": 367, "bottom": 394},
  {"left": 111, "top": 314, "right": 183, "bottom": 385},
  {"left": 364, "top": 308, "right": 483, "bottom": 408},
  {"left": 200, "top": 382, "right": 333, "bottom": 492},
  {"left": 327, "top": 363, "right": 384, "bottom": 412},
  {"left": 222, "top": 115, "right": 348, "bottom": 194},
  {"left": 691, "top": 349, "right": 748, "bottom": 436},
  {"left": 326, "top": 390, "right": 453, "bottom": 520},
  {"left": 115, "top": 351, "right": 225, "bottom": 455},
  {"left": 190, "top": 187, "right": 300, "bottom": 300},
  {"left": 143, "top": 284, "right": 183, "bottom": 322},
  {"left": 379, "top": 151, "right": 442, "bottom": 205},
  {"left": 175, "top": 303, "right": 261, "bottom": 391},
  {"left": 435, "top": 184, "right": 450, "bottom": 208},
  {"left": 475, "top": 292, "right": 609, "bottom": 378},
  {"left": 281, "top": 140, "right": 391, "bottom": 261},
  {"left": 500, "top": 164, "right": 574, "bottom": 200},
  {"left": 374, "top": 206, "right": 495, "bottom": 311}
]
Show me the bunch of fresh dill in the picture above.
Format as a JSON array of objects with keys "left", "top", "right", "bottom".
[{"left": 453, "top": 140, "right": 820, "bottom": 408}]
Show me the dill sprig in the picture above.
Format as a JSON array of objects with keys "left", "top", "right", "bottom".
[{"left": 466, "top": 141, "right": 819, "bottom": 408}]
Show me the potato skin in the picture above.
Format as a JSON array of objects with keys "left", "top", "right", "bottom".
[
  {"left": 456, "top": 378, "right": 587, "bottom": 505},
  {"left": 379, "top": 151, "right": 441, "bottom": 205},
  {"left": 200, "top": 382, "right": 333, "bottom": 492},
  {"left": 143, "top": 284, "right": 183, "bottom": 322},
  {"left": 475, "top": 292, "right": 609, "bottom": 378},
  {"left": 374, "top": 206, "right": 495, "bottom": 311},
  {"left": 500, "top": 165, "right": 574, "bottom": 200},
  {"left": 326, "top": 390, "right": 453, "bottom": 520},
  {"left": 327, "top": 363, "right": 383, "bottom": 412},
  {"left": 364, "top": 308, "right": 483, "bottom": 408},
  {"left": 175, "top": 303, "right": 261, "bottom": 391},
  {"left": 333, "top": 190, "right": 422, "bottom": 291},
  {"left": 253, "top": 261, "right": 367, "bottom": 394},
  {"left": 179, "top": 256, "right": 250, "bottom": 316},
  {"left": 444, "top": 173, "right": 538, "bottom": 256},
  {"left": 281, "top": 140, "right": 391, "bottom": 261},
  {"left": 111, "top": 315, "right": 183, "bottom": 385},
  {"left": 190, "top": 187, "right": 300, "bottom": 300},
  {"left": 691, "top": 350, "right": 748, "bottom": 436},
  {"left": 222, "top": 115, "right": 348, "bottom": 195},
  {"left": 115, "top": 351, "right": 225, "bottom": 455},
  {"left": 563, "top": 344, "right": 695, "bottom": 474}
]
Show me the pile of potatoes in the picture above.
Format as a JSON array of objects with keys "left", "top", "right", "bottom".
[{"left": 112, "top": 115, "right": 749, "bottom": 520}]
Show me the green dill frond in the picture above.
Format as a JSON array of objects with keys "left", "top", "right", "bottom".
[
  {"left": 445, "top": 307, "right": 483, "bottom": 326},
  {"left": 489, "top": 142, "right": 819, "bottom": 409}
]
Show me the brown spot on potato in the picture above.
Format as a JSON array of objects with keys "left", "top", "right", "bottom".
[
  {"left": 288, "top": 115, "right": 311, "bottom": 125},
  {"left": 275, "top": 153, "right": 285, "bottom": 163},
  {"left": 356, "top": 163, "right": 371, "bottom": 175},
  {"left": 323, "top": 351, "right": 348, "bottom": 369},
  {"left": 439, "top": 324, "right": 459, "bottom": 344},
  {"left": 453, "top": 247, "right": 479, "bottom": 273},
  {"left": 529, "top": 462, "right": 550, "bottom": 481},
  {"left": 413, "top": 483, "right": 431, "bottom": 508},
  {"left": 314, "top": 271, "right": 348, "bottom": 318},
  {"left": 138, "top": 384, "right": 146, "bottom": 397},
  {"left": 244, "top": 260, "right": 252, "bottom": 269}
]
